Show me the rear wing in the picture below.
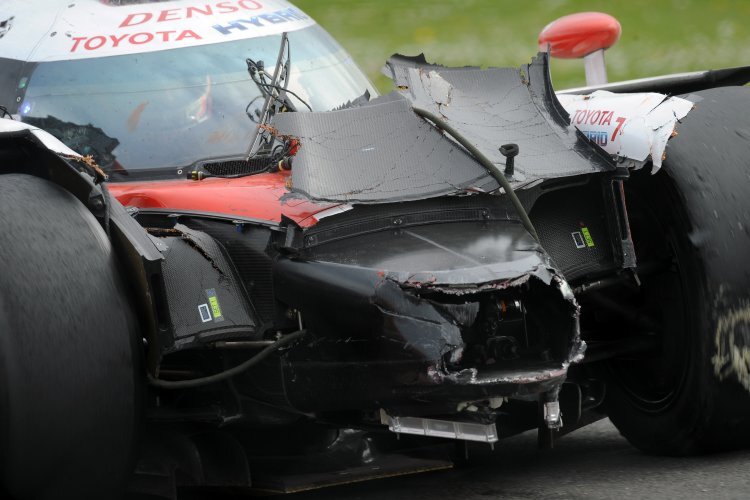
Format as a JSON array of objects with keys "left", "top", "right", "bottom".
[{"left": 558, "top": 65, "right": 750, "bottom": 96}]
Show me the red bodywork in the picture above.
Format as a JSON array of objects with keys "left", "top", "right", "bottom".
[
  {"left": 107, "top": 170, "right": 337, "bottom": 228},
  {"left": 538, "top": 12, "right": 621, "bottom": 59}
]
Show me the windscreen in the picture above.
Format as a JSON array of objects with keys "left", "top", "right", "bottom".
[{"left": 17, "top": 24, "right": 375, "bottom": 179}]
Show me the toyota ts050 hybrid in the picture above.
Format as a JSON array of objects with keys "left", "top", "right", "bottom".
[{"left": 1, "top": 1, "right": 750, "bottom": 498}]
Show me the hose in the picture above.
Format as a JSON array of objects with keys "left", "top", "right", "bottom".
[
  {"left": 148, "top": 329, "right": 306, "bottom": 389},
  {"left": 412, "top": 107, "right": 540, "bottom": 243}
]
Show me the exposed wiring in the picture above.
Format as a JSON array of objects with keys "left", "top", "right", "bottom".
[
  {"left": 246, "top": 58, "right": 312, "bottom": 113},
  {"left": 0, "top": 105, "right": 13, "bottom": 119},
  {"left": 148, "top": 329, "right": 306, "bottom": 389},
  {"left": 263, "top": 82, "right": 312, "bottom": 112},
  {"left": 412, "top": 107, "right": 540, "bottom": 243},
  {"left": 245, "top": 95, "right": 264, "bottom": 122}
]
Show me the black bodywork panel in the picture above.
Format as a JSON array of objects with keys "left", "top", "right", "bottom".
[
  {"left": 284, "top": 193, "right": 521, "bottom": 250},
  {"left": 0, "top": 127, "right": 108, "bottom": 213},
  {"left": 274, "top": 94, "right": 496, "bottom": 203},
  {"left": 381, "top": 53, "right": 615, "bottom": 186},
  {"left": 155, "top": 224, "right": 258, "bottom": 353},
  {"left": 273, "top": 53, "right": 613, "bottom": 204},
  {"left": 530, "top": 177, "right": 618, "bottom": 282}
]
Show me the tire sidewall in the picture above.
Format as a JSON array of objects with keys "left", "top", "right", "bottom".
[{"left": 0, "top": 174, "right": 140, "bottom": 499}]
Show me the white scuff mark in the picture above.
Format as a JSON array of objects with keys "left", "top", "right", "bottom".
[
  {"left": 712, "top": 301, "right": 750, "bottom": 392},
  {"left": 419, "top": 69, "right": 453, "bottom": 108},
  {"left": 310, "top": 203, "right": 353, "bottom": 222},
  {"left": 0, "top": 116, "right": 81, "bottom": 156},
  {"left": 556, "top": 90, "right": 693, "bottom": 172}
]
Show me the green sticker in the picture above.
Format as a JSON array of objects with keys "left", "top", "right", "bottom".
[
  {"left": 581, "top": 227, "right": 595, "bottom": 248},
  {"left": 205, "top": 288, "right": 224, "bottom": 322}
]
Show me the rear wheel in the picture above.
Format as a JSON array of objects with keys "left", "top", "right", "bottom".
[
  {"left": 0, "top": 174, "right": 141, "bottom": 498},
  {"left": 600, "top": 87, "right": 750, "bottom": 454}
]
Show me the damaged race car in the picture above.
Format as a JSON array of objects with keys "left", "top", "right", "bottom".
[{"left": 2, "top": 1, "right": 750, "bottom": 498}]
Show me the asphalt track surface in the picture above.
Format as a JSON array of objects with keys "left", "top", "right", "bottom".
[{"left": 188, "top": 418, "right": 750, "bottom": 500}]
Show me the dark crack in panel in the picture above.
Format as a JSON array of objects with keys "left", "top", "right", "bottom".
[
  {"left": 274, "top": 94, "right": 497, "bottom": 203},
  {"left": 383, "top": 52, "right": 615, "bottom": 187}
]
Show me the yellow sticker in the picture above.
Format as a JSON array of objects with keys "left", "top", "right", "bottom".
[
  {"left": 205, "top": 288, "right": 224, "bottom": 322},
  {"left": 581, "top": 227, "right": 595, "bottom": 248},
  {"left": 209, "top": 296, "right": 222, "bottom": 318}
]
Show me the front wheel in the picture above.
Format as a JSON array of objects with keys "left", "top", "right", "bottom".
[
  {"left": 0, "top": 174, "right": 141, "bottom": 498},
  {"left": 599, "top": 86, "right": 750, "bottom": 455}
]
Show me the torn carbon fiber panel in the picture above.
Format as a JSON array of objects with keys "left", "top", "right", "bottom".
[
  {"left": 274, "top": 94, "right": 496, "bottom": 204},
  {"left": 382, "top": 52, "right": 615, "bottom": 188},
  {"left": 272, "top": 53, "right": 613, "bottom": 205},
  {"left": 259, "top": 218, "right": 582, "bottom": 416}
]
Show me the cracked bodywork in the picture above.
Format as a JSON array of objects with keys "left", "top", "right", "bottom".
[
  {"left": 380, "top": 53, "right": 615, "bottom": 187},
  {"left": 272, "top": 53, "right": 614, "bottom": 204},
  {"left": 148, "top": 222, "right": 258, "bottom": 353},
  {"left": 274, "top": 94, "right": 497, "bottom": 203},
  {"left": 268, "top": 206, "right": 582, "bottom": 415}
]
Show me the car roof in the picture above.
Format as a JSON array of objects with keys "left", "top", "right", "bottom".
[{"left": 0, "top": 0, "right": 314, "bottom": 62}]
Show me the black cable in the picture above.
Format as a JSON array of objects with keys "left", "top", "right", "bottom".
[
  {"left": 250, "top": 75, "right": 311, "bottom": 112},
  {"left": 412, "top": 107, "right": 540, "bottom": 243},
  {"left": 264, "top": 82, "right": 312, "bottom": 112},
  {"left": 246, "top": 57, "right": 312, "bottom": 113},
  {"left": 0, "top": 105, "right": 13, "bottom": 119},
  {"left": 245, "top": 95, "right": 264, "bottom": 122},
  {"left": 148, "top": 329, "right": 306, "bottom": 389}
]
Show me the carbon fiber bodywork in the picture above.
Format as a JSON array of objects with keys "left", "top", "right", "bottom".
[{"left": 273, "top": 54, "right": 614, "bottom": 204}]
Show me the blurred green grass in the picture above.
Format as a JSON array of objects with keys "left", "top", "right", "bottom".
[{"left": 294, "top": 0, "right": 750, "bottom": 92}]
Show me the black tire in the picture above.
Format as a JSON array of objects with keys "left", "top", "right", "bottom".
[
  {"left": 0, "top": 174, "right": 141, "bottom": 498},
  {"left": 602, "top": 86, "right": 750, "bottom": 455}
]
